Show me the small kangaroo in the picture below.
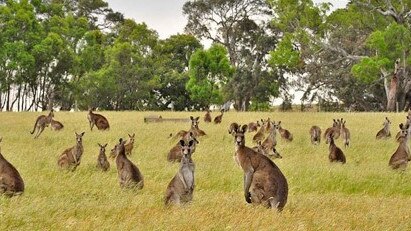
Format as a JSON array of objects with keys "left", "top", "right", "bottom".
[
  {"left": 253, "top": 141, "right": 282, "bottom": 159},
  {"left": 113, "top": 138, "right": 144, "bottom": 189},
  {"left": 57, "top": 132, "right": 85, "bottom": 171},
  {"left": 164, "top": 140, "right": 196, "bottom": 205},
  {"left": 96, "top": 143, "right": 110, "bottom": 171},
  {"left": 213, "top": 110, "right": 224, "bottom": 124},
  {"left": 277, "top": 121, "right": 293, "bottom": 142},
  {"left": 87, "top": 109, "right": 110, "bottom": 131},
  {"left": 389, "top": 123, "right": 411, "bottom": 170},
  {"left": 233, "top": 124, "right": 288, "bottom": 211},
  {"left": 125, "top": 133, "right": 135, "bottom": 156},
  {"left": 309, "top": 125, "right": 321, "bottom": 145},
  {"left": 50, "top": 119, "right": 64, "bottom": 131},
  {"left": 168, "top": 132, "right": 198, "bottom": 162},
  {"left": 376, "top": 117, "right": 391, "bottom": 139},
  {"left": 261, "top": 121, "right": 281, "bottom": 158},
  {"left": 248, "top": 121, "right": 261, "bottom": 132},
  {"left": 174, "top": 116, "right": 206, "bottom": 139},
  {"left": 204, "top": 110, "right": 212, "bottom": 123},
  {"left": 30, "top": 110, "right": 54, "bottom": 138},
  {"left": 0, "top": 138, "right": 25, "bottom": 197},
  {"left": 252, "top": 120, "right": 266, "bottom": 143},
  {"left": 327, "top": 133, "right": 346, "bottom": 164},
  {"left": 340, "top": 118, "right": 350, "bottom": 148}
]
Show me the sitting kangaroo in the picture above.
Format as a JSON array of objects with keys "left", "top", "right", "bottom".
[
  {"left": 0, "top": 138, "right": 25, "bottom": 197},
  {"left": 57, "top": 132, "right": 85, "bottom": 171},
  {"left": 50, "top": 119, "right": 64, "bottom": 131},
  {"left": 389, "top": 123, "right": 411, "bottom": 170},
  {"left": 395, "top": 116, "right": 411, "bottom": 142},
  {"left": 253, "top": 141, "right": 282, "bottom": 159},
  {"left": 175, "top": 116, "right": 206, "bottom": 139},
  {"left": 277, "top": 121, "right": 293, "bottom": 142},
  {"left": 376, "top": 117, "right": 391, "bottom": 139},
  {"left": 252, "top": 120, "right": 266, "bottom": 143},
  {"left": 87, "top": 109, "right": 110, "bottom": 131},
  {"left": 213, "top": 110, "right": 224, "bottom": 124},
  {"left": 168, "top": 132, "right": 198, "bottom": 162},
  {"left": 340, "top": 118, "right": 350, "bottom": 148},
  {"left": 125, "top": 133, "right": 135, "bottom": 156},
  {"left": 164, "top": 140, "right": 196, "bottom": 205},
  {"left": 309, "top": 125, "right": 321, "bottom": 145},
  {"left": 30, "top": 109, "right": 54, "bottom": 139},
  {"left": 204, "top": 110, "right": 212, "bottom": 123},
  {"left": 233, "top": 124, "right": 288, "bottom": 211},
  {"left": 113, "top": 138, "right": 144, "bottom": 189},
  {"left": 261, "top": 121, "right": 282, "bottom": 158},
  {"left": 96, "top": 143, "right": 110, "bottom": 171},
  {"left": 327, "top": 133, "right": 346, "bottom": 164}
]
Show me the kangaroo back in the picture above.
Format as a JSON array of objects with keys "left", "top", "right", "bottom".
[{"left": 0, "top": 139, "right": 25, "bottom": 196}]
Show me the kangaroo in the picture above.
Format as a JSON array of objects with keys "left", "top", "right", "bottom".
[
  {"left": 324, "top": 119, "right": 340, "bottom": 144},
  {"left": 248, "top": 121, "right": 261, "bottom": 132},
  {"left": 228, "top": 122, "right": 240, "bottom": 136},
  {"left": 252, "top": 120, "right": 266, "bottom": 143},
  {"left": 277, "top": 121, "right": 293, "bottom": 142},
  {"left": 340, "top": 119, "right": 350, "bottom": 148},
  {"left": 389, "top": 123, "right": 411, "bottom": 170},
  {"left": 261, "top": 121, "right": 281, "bottom": 158},
  {"left": 204, "top": 110, "right": 212, "bottom": 123},
  {"left": 57, "top": 132, "right": 85, "bottom": 171},
  {"left": 309, "top": 125, "right": 321, "bottom": 145},
  {"left": 113, "top": 138, "right": 144, "bottom": 189},
  {"left": 168, "top": 132, "right": 198, "bottom": 162},
  {"left": 0, "top": 138, "right": 25, "bottom": 197},
  {"left": 164, "top": 140, "right": 196, "bottom": 205},
  {"left": 174, "top": 116, "right": 206, "bottom": 139},
  {"left": 213, "top": 110, "right": 224, "bottom": 124},
  {"left": 327, "top": 133, "right": 346, "bottom": 164},
  {"left": 50, "top": 119, "right": 64, "bottom": 131},
  {"left": 253, "top": 141, "right": 282, "bottom": 159},
  {"left": 125, "top": 133, "right": 135, "bottom": 156},
  {"left": 233, "top": 124, "right": 288, "bottom": 211},
  {"left": 395, "top": 116, "right": 411, "bottom": 141},
  {"left": 376, "top": 117, "right": 391, "bottom": 139},
  {"left": 30, "top": 110, "right": 54, "bottom": 139},
  {"left": 87, "top": 109, "right": 110, "bottom": 131},
  {"left": 96, "top": 143, "right": 110, "bottom": 171}
]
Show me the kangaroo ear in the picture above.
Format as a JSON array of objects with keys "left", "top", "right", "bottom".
[
  {"left": 179, "top": 140, "right": 185, "bottom": 147},
  {"left": 188, "top": 140, "right": 194, "bottom": 147},
  {"left": 104, "top": 143, "right": 108, "bottom": 148},
  {"left": 81, "top": 132, "right": 85, "bottom": 136},
  {"left": 98, "top": 143, "right": 102, "bottom": 147},
  {"left": 119, "top": 138, "right": 123, "bottom": 144},
  {"left": 195, "top": 116, "right": 200, "bottom": 120},
  {"left": 190, "top": 116, "right": 194, "bottom": 120},
  {"left": 399, "top": 123, "right": 404, "bottom": 129},
  {"left": 241, "top": 124, "right": 248, "bottom": 133}
]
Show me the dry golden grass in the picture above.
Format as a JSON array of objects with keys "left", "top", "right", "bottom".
[{"left": 1, "top": 111, "right": 411, "bottom": 230}]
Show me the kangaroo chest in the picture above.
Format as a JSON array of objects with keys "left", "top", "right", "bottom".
[{"left": 179, "top": 163, "right": 195, "bottom": 190}]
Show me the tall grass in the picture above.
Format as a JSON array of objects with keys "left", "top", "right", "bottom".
[{"left": 1, "top": 111, "right": 411, "bottom": 230}]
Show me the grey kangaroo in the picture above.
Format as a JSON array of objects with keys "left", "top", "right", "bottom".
[
  {"left": 57, "top": 132, "right": 85, "bottom": 171},
  {"left": 97, "top": 143, "right": 110, "bottom": 171},
  {"left": 389, "top": 123, "right": 411, "bottom": 170},
  {"left": 30, "top": 110, "right": 54, "bottom": 138},
  {"left": 0, "top": 138, "right": 25, "bottom": 197}
]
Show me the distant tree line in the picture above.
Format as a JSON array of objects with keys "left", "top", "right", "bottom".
[{"left": 0, "top": 0, "right": 410, "bottom": 112}]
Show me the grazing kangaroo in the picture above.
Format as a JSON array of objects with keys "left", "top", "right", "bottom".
[
  {"left": 213, "top": 110, "right": 224, "bottom": 124},
  {"left": 389, "top": 123, "right": 411, "bottom": 170},
  {"left": 57, "top": 132, "right": 85, "bottom": 171},
  {"left": 376, "top": 117, "right": 391, "bottom": 139},
  {"left": 204, "top": 110, "right": 212, "bottom": 123},
  {"left": 168, "top": 132, "right": 198, "bottom": 162},
  {"left": 252, "top": 120, "right": 266, "bottom": 143},
  {"left": 125, "top": 133, "right": 135, "bottom": 156},
  {"left": 261, "top": 121, "right": 281, "bottom": 158},
  {"left": 309, "top": 125, "right": 321, "bottom": 145},
  {"left": 233, "top": 124, "right": 288, "bottom": 211},
  {"left": 0, "top": 138, "right": 25, "bottom": 197},
  {"left": 113, "top": 138, "right": 144, "bottom": 189},
  {"left": 327, "top": 133, "right": 346, "bottom": 164},
  {"left": 30, "top": 110, "right": 54, "bottom": 139},
  {"left": 248, "top": 121, "right": 261, "bottom": 132},
  {"left": 277, "top": 121, "right": 293, "bottom": 142},
  {"left": 340, "top": 119, "right": 351, "bottom": 148},
  {"left": 87, "top": 109, "right": 110, "bottom": 131},
  {"left": 96, "top": 143, "right": 110, "bottom": 171},
  {"left": 50, "top": 119, "right": 64, "bottom": 131},
  {"left": 164, "top": 140, "right": 196, "bottom": 205}
]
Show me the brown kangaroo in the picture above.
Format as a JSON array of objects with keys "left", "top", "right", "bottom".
[
  {"left": 309, "top": 125, "right": 321, "bottom": 145},
  {"left": 113, "top": 138, "right": 144, "bottom": 189},
  {"left": 261, "top": 121, "right": 282, "bottom": 158},
  {"left": 0, "top": 138, "right": 25, "bottom": 197},
  {"left": 324, "top": 119, "right": 341, "bottom": 144},
  {"left": 389, "top": 123, "right": 410, "bottom": 170},
  {"left": 57, "top": 132, "right": 85, "bottom": 171},
  {"left": 228, "top": 122, "right": 240, "bottom": 136},
  {"left": 253, "top": 141, "right": 282, "bottom": 159},
  {"left": 376, "top": 117, "right": 391, "bottom": 139},
  {"left": 30, "top": 110, "right": 54, "bottom": 139},
  {"left": 277, "top": 121, "right": 293, "bottom": 142},
  {"left": 233, "top": 124, "right": 288, "bottom": 211},
  {"left": 50, "top": 119, "right": 64, "bottom": 131},
  {"left": 395, "top": 116, "right": 411, "bottom": 141},
  {"left": 213, "top": 110, "right": 224, "bottom": 124},
  {"left": 164, "top": 140, "right": 196, "bottom": 205},
  {"left": 168, "top": 132, "right": 198, "bottom": 162},
  {"left": 204, "top": 110, "right": 212, "bottom": 123},
  {"left": 125, "top": 133, "right": 135, "bottom": 156},
  {"left": 96, "top": 143, "right": 110, "bottom": 171},
  {"left": 175, "top": 116, "right": 206, "bottom": 139},
  {"left": 252, "top": 120, "right": 266, "bottom": 143},
  {"left": 340, "top": 119, "right": 350, "bottom": 148},
  {"left": 327, "top": 133, "right": 346, "bottom": 164},
  {"left": 87, "top": 109, "right": 110, "bottom": 131},
  {"left": 248, "top": 121, "right": 261, "bottom": 132}
]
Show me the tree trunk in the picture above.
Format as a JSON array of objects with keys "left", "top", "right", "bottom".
[{"left": 386, "top": 59, "right": 400, "bottom": 111}]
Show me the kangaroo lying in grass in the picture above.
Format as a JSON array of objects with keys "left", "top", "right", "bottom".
[
  {"left": 376, "top": 117, "right": 391, "bottom": 139},
  {"left": 233, "top": 124, "right": 288, "bottom": 211},
  {"left": 389, "top": 123, "right": 411, "bottom": 170},
  {"left": 96, "top": 143, "right": 110, "bottom": 171},
  {"left": 309, "top": 125, "right": 321, "bottom": 145},
  {"left": 50, "top": 119, "right": 64, "bottom": 131},
  {"left": 168, "top": 132, "right": 198, "bottom": 162},
  {"left": 174, "top": 116, "right": 206, "bottom": 139},
  {"left": 57, "top": 132, "right": 85, "bottom": 171},
  {"left": 0, "top": 138, "right": 25, "bottom": 197},
  {"left": 164, "top": 140, "right": 196, "bottom": 205},
  {"left": 277, "top": 121, "right": 293, "bottom": 142},
  {"left": 87, "top": 109, "right": 110, "bottom": 131},
  {"left": 30, "top": 110, "right": 54, "bottom": 139}
]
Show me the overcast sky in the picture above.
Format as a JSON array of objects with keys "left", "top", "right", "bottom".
[{"left": 105, "top": 0, "right": 349, "bottom": 39}]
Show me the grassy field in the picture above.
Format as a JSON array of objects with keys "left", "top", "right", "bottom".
[{"left": 1, "top": 111, "right": 411, "bottom": 230}]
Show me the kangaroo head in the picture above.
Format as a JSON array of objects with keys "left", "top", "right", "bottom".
[
  {"left": 98, "top": 143, "right": 107, "bottom": 153},
  {"left": 398, "top": 123, "right": 409, "bottom": 141},
  {"left": 75, "top": 132, "right": 85, "bottom": 144},
  {"left": 384, "top": 117, "right": 391, "bottom": 125},
  {"left": 234, "top": 124, "right": 248, "bottom": 146},
  {"left": 128, "top": 133, "right": 135, "bottom": 143},
  {"left": 112, "top": 138, "right": 127, "bottom": 157},
  {"left": 180, "top": 139, "right": 194, "bottom": 157},
  {"left": 190, "top": 116, "right": 200, "bottom": 128},
  {"left": 228, "top": 122, "right": 239, "bottom": 135}
]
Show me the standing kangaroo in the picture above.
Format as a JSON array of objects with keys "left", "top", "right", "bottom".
[
  {"left": 96, "top": 143, "right": 110, "bottom": 171},
  {"left": 204, "top": 110, "right": 212, "bottom": 123},
  {"left": 309, "top": 125, "right": 321, "bottom": 145},
  {"left": 0, "top": 138, "right": 25, "bottom": 197},
  {"left": 277, "top": 121, "right": 293, "bottom": 142},
  {"left": 213, "top": 110, "right": 224, "bottom": 124},
  {"left": 164, "top": 140, "right": 196, "bottom": 205},
  {"left": 113, "top": 138, "right": 144, "bottom": 189},
  {"left": 87, "top": 109, "right": 110, "bottom": 131},
  {"left": 57, "top": 132, "right": 85, "bottom": 171},
  {"left": 327, "top": 133, "right": 346, "bottom": 164},
  {"left": 340, "top": 119, "right": 351, "bottom": 148},
  {"left": 50, "top": 119, "right": 64, "bottom": 131},
  {"left": 168, "top": 132, "right": 198, "bottom": 162},
  {"left": 261, "top": 121, "right": 282, "bottom": 158},
  {"left": 30, "top": 110, "right": 54, "bottom": 139},
  {"left": 233, "top": 124, "right": 288, "bottom": 211},
  {"left": 376, "top": 117, "right": 391, "bottom": 139},
  {"left": 389, "top": 123, "right": 411, "bottom": 170}
]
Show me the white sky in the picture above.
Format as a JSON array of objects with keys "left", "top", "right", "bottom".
[{"left": 105, "top": 0, "right": 349, "bottom": 39}]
